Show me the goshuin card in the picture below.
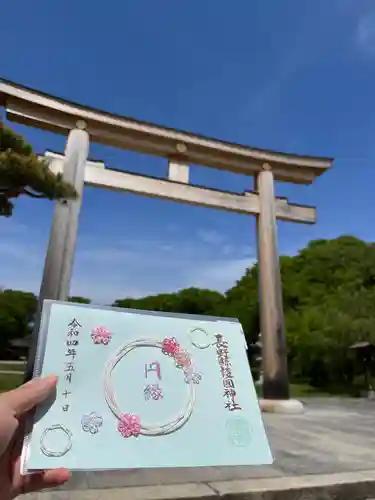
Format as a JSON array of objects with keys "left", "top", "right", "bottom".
[{"left": 22, "top": 300, "right": 272, "bottom": 472}]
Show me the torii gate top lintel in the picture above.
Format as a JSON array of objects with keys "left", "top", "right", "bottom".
[{"left": 0, "top": 78, "right": 333, "bottom": 184}]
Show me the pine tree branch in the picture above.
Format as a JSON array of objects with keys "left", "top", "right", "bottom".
[
  {"left": 0, "top": 126, "right": 78, "bottom": 215},
  {"left": 22, "top": 188, "right": 47, "bottom": 199},
  {"left": 0, "top": 187, "right": 22, "bottom": 198}
]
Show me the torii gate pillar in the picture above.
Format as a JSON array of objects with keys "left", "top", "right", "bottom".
[
  {"left": 256, "top": 165, "right": 289, "bottom": 401},
  {"left": 25, "top": 122, "right": 89, "bottom": 381}
]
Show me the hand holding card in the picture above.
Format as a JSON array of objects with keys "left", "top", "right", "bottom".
[{"left": 22, "top": 301, "right": 272, "bottom": 472}]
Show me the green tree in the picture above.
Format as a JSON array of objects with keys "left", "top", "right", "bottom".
[
  {"left": 0, "top": 289, "right": 37, "bottom": 357},
  {"left": 0, "top": 124, "right": 77, "bottom": 216},
  {"left": 68, "top": 296, "right": 91, "bottom": 304},
  {"left": 171, "top": 288, "right": 227, "bottom": 316},
  {"left": 113, "top": 293, "right": 177, "bottom": 312},
  {"left": 113, "top": 287, "right": 227, "bottom": 316},
  {"left": 226, "top": 236, "right": 375, "bottom": 390},
  {"left": 226, "top": 264, "right": 259, "bottom": 345}
]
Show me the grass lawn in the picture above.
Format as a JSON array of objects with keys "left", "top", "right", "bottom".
[
  {"left": 289, "top": 383, "right": 332, "bottom": 398},
  {"left": 0, "top": 373, "right": 23, "bottom": 392},
  {"left": 255, "top": 382, "right": 350, "bottom": 398},
  {"left": 0, "top": 361, "right": 26, "bottom": 372}
]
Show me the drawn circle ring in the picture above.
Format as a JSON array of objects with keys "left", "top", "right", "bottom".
[
  {"left": 189, "top": 328, "right": 215, "bottom": 349},
  {"left": 225, "top": 417, "right": 252, "bottom": 447},
  {"left": 104, "top": 339, "right": 196, "bottom": 436},
  {"left": 40, "top": 424, "right": 73, "bottom": 457}
]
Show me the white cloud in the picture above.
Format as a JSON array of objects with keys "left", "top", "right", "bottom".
[
  {"left": 0, "top": 219, "right": 30, "bottom": 237},
  {"left": 234, "top": 1, "right": 363, "bottom": 126},
  {"left": 187, "top": 257, "right": 255, "bottom": 292},
  {"left": 196, "top": 229, "right": 223, "bottom": 245},
  {"left": 356, "top": 11, "right": 375, "bottom": 57},
  {"left": 0, "top": 220, "right": 255, "bottom": 304}
]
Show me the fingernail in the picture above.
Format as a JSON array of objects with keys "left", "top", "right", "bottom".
[{"left": 43, "top": 375, "right": 58, "bottom": 384}]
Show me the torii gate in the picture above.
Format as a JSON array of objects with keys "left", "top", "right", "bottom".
[{"left": 0, "top": 79, "right": 333, "bottom": 410}]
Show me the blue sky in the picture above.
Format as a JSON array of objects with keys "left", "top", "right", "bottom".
[{"left": 1, "top": 0, "right": 375, "bottom": 303}]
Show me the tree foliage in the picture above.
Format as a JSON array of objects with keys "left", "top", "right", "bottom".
[
  {"left": 113, "top": 287, "right": 227, "bottom": 316},
  {"left": 68, "top": 296, "right": 91, "bottom": 304},
  {"left": 0, "top": 289, "right": 37, "bottom": 357},
  {"left": 225, "top": 236, "right": 375, "bottom": 389},
  {"left": 0, "top": 124, "right": 77, "bottom": 216},
  {"left": 2, "top": 236, "right": 375, "bottom": 392}
]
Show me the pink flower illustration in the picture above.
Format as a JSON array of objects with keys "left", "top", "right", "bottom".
[
  {"left": 184, "top": 371, "right": 202, "bottom": 384},
  {"left": 162, "top": 337, "right": 180, "bottom": 356},
  {"left": 118, "top": 413, "right": 141, "bottom": 438},
  {"left": 175, "top": 350, "right": 191, "bottom": 369},
  {"left": 91, "top": 326, "right": 112, "bottom": 345}
]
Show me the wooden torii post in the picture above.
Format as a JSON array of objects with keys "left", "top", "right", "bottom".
[{"left": 0, "top": 79, "right": 333, "bottom": 409}]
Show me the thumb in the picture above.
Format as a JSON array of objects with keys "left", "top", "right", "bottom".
[{"left": 0, "top": 376, "right": 58, "bottom": 417}]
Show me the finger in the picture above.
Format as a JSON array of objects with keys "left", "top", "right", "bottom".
[
  {"left": 9, "top": 415, "right": 28, "bottom": 461},
  {"left": 0, "top": 411, "right": 18, "bottom": 458},
  {"left": 0, "top": 376, "right": 58, "bottom": 416},
  {"left": 19, "top": 468, "right": 71, "bottom": 495}
]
